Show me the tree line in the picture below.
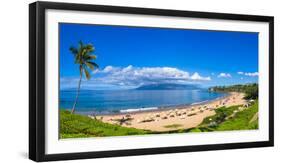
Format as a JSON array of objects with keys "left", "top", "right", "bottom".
[{"left": 209, "top": 83, "right": 258, "bottom": 100}]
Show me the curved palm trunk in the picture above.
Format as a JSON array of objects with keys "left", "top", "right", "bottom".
[{"left": 71, "top": 73, "right": 82, "bottom": 114}]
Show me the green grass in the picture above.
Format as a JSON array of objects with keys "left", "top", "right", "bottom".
[
  {"left": 189, "top": 101, "right": 258, "bottom": 132},
  {"left": 60, "top": 110, "right": 149, "bottom": 138},
  {"left": 216, "top": 102, "right": 258, "bottom": 131}
]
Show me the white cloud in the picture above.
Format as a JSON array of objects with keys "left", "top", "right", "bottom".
[
  {"left": 237, "top": 72, "right": 244, "bottom": 75},
  {"left": 102, "top": 65, "right": 114, "bottom": 73},
  {"left": 244, "top": 72, "right": 259, "bottom": 77},
  {"left": 99, "top": 65, "right": 211, "bottom": 85},
  {"left": 237, "top": 71, "right": 258, "bottom": 77},
  {"left": 191, "top": 72, "right": 211, "bottom": 81},
  {"left": 61, "top": 65, "right": 211, "bottom": 89},
  {"left": 217, "top": 73, "right": 232, "bottom": 78}
]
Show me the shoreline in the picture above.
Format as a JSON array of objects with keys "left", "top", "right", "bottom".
[
  {"left": 75, "top": 92, "right": 230, "bottom": 116},
  {"left": 90, "top": 92, "right": 246, "bottom": 132}
]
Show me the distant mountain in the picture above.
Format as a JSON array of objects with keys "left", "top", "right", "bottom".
[{"left": 135, "top": 83, "right": 201, "bottom": 90}]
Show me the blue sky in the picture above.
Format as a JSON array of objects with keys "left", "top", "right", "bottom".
[{"left": 59, "top": 23, "right": 258, "bottom": 90}]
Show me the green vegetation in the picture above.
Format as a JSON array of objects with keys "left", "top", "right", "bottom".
[
  {"left": 209, "top": 83, "right": 258, "bottom": 100},
  {"left": 189, "top": 101, "right": 258, "bottom": 132},
  {"left": 60, "top": 110, "right": 149, "bottom": 138},
  {"left": 164, "top": 124, "right": 183, "bottom": 129},
  {"left": 69, "top": 41, "right": 99, "bottom": 114}
]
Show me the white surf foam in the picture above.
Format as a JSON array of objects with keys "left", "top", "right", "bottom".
[{"left": 120, "top": 107, "right": 158, "bottom": 113}]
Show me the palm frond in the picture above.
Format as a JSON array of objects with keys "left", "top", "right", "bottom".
[
  {"left": 85, "top": 44, "right": 94, "bottom": 52},
  {"left": 75, "top": 53, "right": 81, "bottom": 64},
  {"left": 83, "top": 67, "right": 91, "bottom": 80},
  {"left": 85, "top": 61, "right": 98, "bottom": 70},
  {"left": 78, "top": 41, "right": 84, "bottom": 58},
  {"left": 84, "top": 54, "right": 97, "bottom": 61},
  {"left": 69, "top": 46, "right": 78, "bottom": 55},
  {"left": 89, "top": 55, "right": 97, "bottom": 59},
  {"left": 87, "top": 61, "right": 99, "bottom": 69},
  {"left": 85, "top": 62, "right": 94, "bottom": 71}
]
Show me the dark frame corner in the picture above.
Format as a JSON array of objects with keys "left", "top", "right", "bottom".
[{"left": 29, "top": 1, "right": 274, "bottom": 162}]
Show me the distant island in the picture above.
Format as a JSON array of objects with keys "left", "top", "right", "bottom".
[{"left": 135, "top": 83, "right": 201, "bottom": 90}]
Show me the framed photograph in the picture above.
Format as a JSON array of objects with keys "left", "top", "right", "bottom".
[{"left": 29, "top": 1, "right": 274, "bottom": 162}]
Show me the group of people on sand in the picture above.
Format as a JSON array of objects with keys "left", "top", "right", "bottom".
[
  {"left": 135, "top": 107, "right": 213, "bottom": 124},
  {"left": 107, "top": 104, "right": 216, "bottom": 126}
]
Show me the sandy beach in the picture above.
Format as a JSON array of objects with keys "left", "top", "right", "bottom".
[{"left": 91, "top": 92, "right": 246, "bottom": 132}]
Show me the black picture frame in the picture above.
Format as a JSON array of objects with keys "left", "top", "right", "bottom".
[{"left": 29, "top": 1, "right": 274, "bottom": 162}]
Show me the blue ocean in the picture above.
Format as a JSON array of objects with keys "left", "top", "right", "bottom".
[{"left": 60, "top": 89, "right": 227, "bottom": 115}]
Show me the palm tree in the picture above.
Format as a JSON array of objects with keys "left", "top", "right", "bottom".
[{"left": 69, "top": 41, "right": 99, "bottom": 114}]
